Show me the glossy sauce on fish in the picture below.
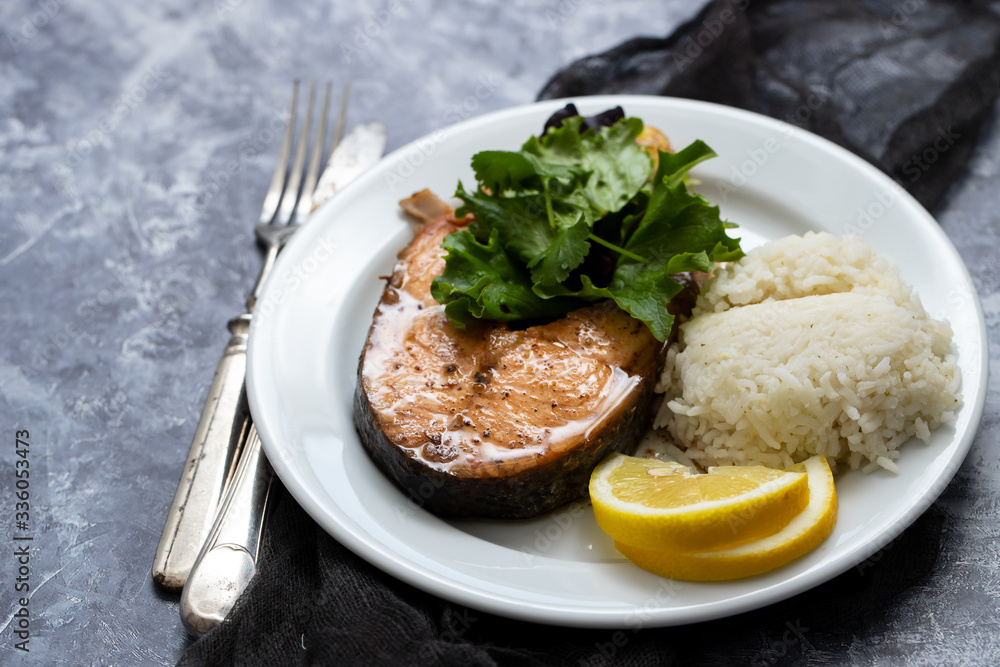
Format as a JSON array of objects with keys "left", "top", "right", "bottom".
[{"left": 355, "top": 207, "right": 674, "bottom": 518}]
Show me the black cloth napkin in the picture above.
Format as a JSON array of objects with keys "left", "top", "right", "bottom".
[
  {"left": 539, "top": 0, "right": 1000, "bottom": 211},
  {"left": 179, "top": 481, "right": 945, "bottom": 666},
  {"left": 180, "top": 1, "right": 997, "bottom": 664}
]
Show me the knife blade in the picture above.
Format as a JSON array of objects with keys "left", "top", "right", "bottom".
[
  {"left": 312, "top": 121, "right": 387, "bottom": 210},
  {"left": 179, "top": 121, "right": 385, "bottom": 636}
]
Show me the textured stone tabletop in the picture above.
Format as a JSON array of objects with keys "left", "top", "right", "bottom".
[{"left": 1, "top": 0, "right": 998, "bottom": 664}]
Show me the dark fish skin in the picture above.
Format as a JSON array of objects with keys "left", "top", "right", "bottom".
[
  {"left": 354, "top": 362, "right": 653, "bottom": 519},
  {"left": 353, "top": 213, "right": 697, "bottom": 519}
]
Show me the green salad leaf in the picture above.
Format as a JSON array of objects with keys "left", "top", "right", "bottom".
[{"left": 431, "top": 113, "right": 744, "bottom": 341}]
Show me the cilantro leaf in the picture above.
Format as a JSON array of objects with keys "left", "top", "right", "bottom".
[
  {"left": 432, "top": 110, "right": 744, "bottom": 341},
  {"left": 533, "top": 252, "right": 714, "bottom": 341},
  {"left": 656, "top": 140, "right": 717, "bottom": 188},
  {"left": 456, "top": 182, "right": 584, "bottom": 268},
  {"left": 529, "top": 217, "right": 592, "bottom": 286},
  {"left": 429, "top": 228, "right": 577, "bottom": 325},
  {"left": 624, "top": 147, "right": 743, "bottom": 265},
  {"left": 470, "top": 150, "right": 582, "bottom": 194},
  {"left": 522, "top": 116, "right": 650, "bottom": 222},
  {"left": 470, "top": 151, "right": 540, "bottom": 193}
]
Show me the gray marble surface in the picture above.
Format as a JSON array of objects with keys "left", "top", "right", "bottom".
[{"left": 0, "top": 0, "right": 997, "bottom": 664}]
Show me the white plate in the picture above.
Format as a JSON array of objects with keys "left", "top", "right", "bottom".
[{"left": 246, "top": 96, "right": 988, "bottom": 628}]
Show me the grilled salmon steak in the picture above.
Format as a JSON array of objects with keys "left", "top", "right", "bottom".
[{"left": 354, "top": 192, "right": 694, "bottom": 519}]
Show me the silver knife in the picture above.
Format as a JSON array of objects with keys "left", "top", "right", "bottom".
[
  {"left": 151, "top": 319, "right": 250, "bottom": 593},
  {"left": 179, "top": 122, "right": 386, "bottom": 636},
  {"left": 152, "top": 117, "right": 386, "bottom": 593},
  {"left": 311, "top": 120, "right": 388, "bottom": 210}
]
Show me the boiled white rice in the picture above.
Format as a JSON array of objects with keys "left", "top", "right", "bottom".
[{"left": 654, "top": 232, "right": 962, "bottom": 472}]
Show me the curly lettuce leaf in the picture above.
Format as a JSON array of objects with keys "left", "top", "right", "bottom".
[
  {"left": 429, "top": 228, "right": 578, "bottom": 326},
  {"left": 533, "top": 252, "right": 714, "bottom": 341},
  {"left": 433, "top": 113, "right": 743, "bottom": 341},
  {"left": 456, "top": 182, "right": 585, "bottom": 272},
  {"left": 520, "top": 116, "right": 651, "bottom": 220},
  {"left": 624, "top": 144, "right": 743, "bottom": 265},
  {"left": 454, "top": 117, "right": 653, "bottom": 288}
]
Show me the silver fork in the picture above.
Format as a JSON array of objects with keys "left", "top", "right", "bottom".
[
  {"left": 247, "top": 80, "right": 348, "bottom": 311},
  {"left": 153, "top": 80, "right": 346, "bottom": 592},
  {"left": 178, "top": 86, "right": 386, "bottom": 636}
]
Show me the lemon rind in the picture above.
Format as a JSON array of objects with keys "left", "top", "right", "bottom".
[
  {"left": 616, "top": 455, "right": 837, "bottom": 581},
  {"left": 589, "top": 453, "right": 811, "bottom": 552}
]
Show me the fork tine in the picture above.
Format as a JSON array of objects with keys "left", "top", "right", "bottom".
[
  {"left": 259, "top": 81, "right": 299, "bottom": 224},
  {"left": 296, "top": 81, "right": 332, "bottom": 223},
  {"left": 330, "top": 82, "right": 350, "bottom": 160},
  {"left": 275, "top": 80, "right": 315, "bottom": 225}
]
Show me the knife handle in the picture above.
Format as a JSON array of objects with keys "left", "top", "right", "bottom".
[
  {"left": 151, "top": 314, "right": 252, "bottom": 591},
  {"left": 180, "top": 424, "right": 273, "bottom": 636}
]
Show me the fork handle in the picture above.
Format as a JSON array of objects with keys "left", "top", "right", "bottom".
[
  {"left": 152, "top": 314, "right": 252, "bottom": 591},
  {"left": 180, "top": 424, "right": 273, "bottom": 636},
  {"left": 246, "top": 243, "right": 280, "bottom": 312}
]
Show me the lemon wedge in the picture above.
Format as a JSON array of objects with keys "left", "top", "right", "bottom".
[
  {"left": 589, "top": 453, "right": 810, "bottom": 552},
  {"left": 615, "top": 455, "right": 838, "bottom": 581}
]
